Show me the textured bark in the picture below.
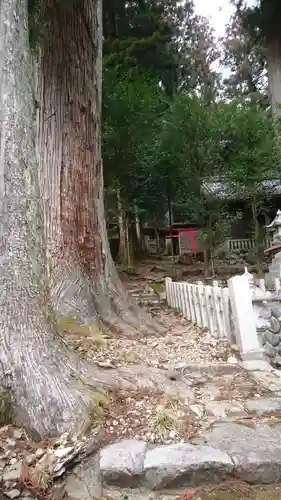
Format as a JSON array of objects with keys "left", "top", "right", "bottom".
[
  {"left": 36, "top": 0, "right": 163, "bottom": 336},
  {"left": 0, "top": 0, "right": 102, "bottom": 438},
  {"left": 267, "top": 38, "right": 281, "bottom": 119},
  {"left": 0, "top": 0, "right": 183, "bottom": 438}
]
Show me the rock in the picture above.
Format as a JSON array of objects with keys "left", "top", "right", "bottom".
[
  {"left": 2, "top": 463, "right": 21, "bottom": 482},
  {"left": 12, "top": 430, "right": 22, "bottom": 440},
  {"left": 64, "top": 453, "right": 102, "bottom": 500},
  {"left": 268, "top": 317, "right": 281, "bottom": 334},
  {"left": 264, "top": 330, "right": 281, "bottom": 348},
  {"left": 240, "top": 360, "right": 272, "bottom": 372},
  {"left": 272, "top": 306, "right": 281, "bottom": 319},
  {"left": 190, "top": 405, "right": 204, "bottom": 419},
  {"left": 6, "top": 439, "right": 16, "bottom": 448},
  {"left": 5, "top": 490, "right": 21, "bottom": 499},
  {"left": 100, "top": 439, "right": 147, "bottom": 486},
  {"left": 245, "top": 398, "right": 281, "bottom": 416},
  {"left": 199, "top": 422, "right": 281, "bottom": 483},
  {"left": 227, "top": 356, "right": 238, "bottom": 364},
  {"left": 144, "top": 443, "right": 234, "bottom": 489},
  {"left": 205, "top": 402, "right": 246, "bottom": 420},
  {"left": 52, "top": 483, "right": 66, "bottom": 500},
  {"left": 245, "top": 252, "right": 257, "bottom": 265},
  {"left": 259, "top": 308, "right": 272, "bottom": 320},
  {"left": 53, "top": 445, "right": 74, "bottom": 459},
  {"left": 205, "top": 402, "right": 230, "bottom": 419},
  {"left": 263, "top": 342, "right": 276, "bottom": 358},
  {"left": 25, "top": 454, "right": 35, "bottom": 465},
  {"left": 35, "top": 448, "right": 45, "bottom": 459},
  {"left": 272, "top": 355, "right": 281, "bottom": 368}
]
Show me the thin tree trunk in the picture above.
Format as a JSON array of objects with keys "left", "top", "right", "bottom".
[
  {"left": 125, "top": 217, "right": 132, "bottom": 268},
  {"left": 36, "top": 0, "right": 163, "bottom": 336},
  {"left": 116, "top": 189, "right": 127, "bottom": 265},
  {"left": 167, "top": 186, "right": 174, "bottom": 263},
  {"left": 134, "top": 204, "right": 143, "bottom": 257}
]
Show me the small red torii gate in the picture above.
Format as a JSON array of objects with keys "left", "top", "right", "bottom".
[{"left": 159, "top": 227, "right": 200, "bottom": 255}]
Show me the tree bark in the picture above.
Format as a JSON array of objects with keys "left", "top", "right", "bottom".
[
  {"left": 0, "top": 0, "right": 184, "bottom": 439},
  {"left": 116, "top": 189, "right": 127, "bottom": 265},
  {"left": 0, "top": 0, "right": 107, "bottom": 439},
  {"left": 267, "top": 37, "right": 281, "bottom": 119},
  {"left": 36, "top": 0, "right": 163, "bottom": 336}
]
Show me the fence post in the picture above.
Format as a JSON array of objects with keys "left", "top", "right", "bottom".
[
  {"left": 165, "top": 277, "right": 172, "bottom": 307},
  {"left": 227, "top": 275, "right": 264, "bottom": 360},
  {"left": 222, "top": 287, "right": 232, "bottom": 343}
]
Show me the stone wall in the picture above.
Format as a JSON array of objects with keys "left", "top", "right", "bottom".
[{"left": 255, "top": 303, "right": 281, "bottom": 368}]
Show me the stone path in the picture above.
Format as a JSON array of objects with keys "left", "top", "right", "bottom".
[{"left": 3, "top": 268, "right": 281, "bottom": 499}]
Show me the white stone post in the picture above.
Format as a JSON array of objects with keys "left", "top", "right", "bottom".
[
  {"left": 165, "top": 277, "right": 172, "bottom": 307},
  {"left": 228, "top": 275, "right": 264, "bottom": 360}
]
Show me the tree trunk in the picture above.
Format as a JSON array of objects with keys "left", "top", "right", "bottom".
[
  {"left": 0, "top": 1, "right": 184, "bottom": 441},
  {"left": 116, "top": 189, "right": 127, "bottom": 265},
  {"left": 267, "top": 37, "right": 281, "bottom": 119},
  {"left": 36, "top": 0, "right": 163, "bottom": 336},
  {"left": 0, "top": 0, "right": 107, "bottom": 439},
  {"left": 0, "top": 0, "right": 187, "bottom": 439}
]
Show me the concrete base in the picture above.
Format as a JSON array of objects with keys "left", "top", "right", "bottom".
[{"left": 241, "top": 348, "right": 265, "bottom": 361}]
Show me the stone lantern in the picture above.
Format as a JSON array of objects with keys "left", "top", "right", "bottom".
[{"left": 265, "top": 210, "right": 281, "bottom": 285}]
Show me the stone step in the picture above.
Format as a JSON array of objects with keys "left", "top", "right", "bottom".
[{"left": 100, "top": 424, "right": 281, "bottom": 490}]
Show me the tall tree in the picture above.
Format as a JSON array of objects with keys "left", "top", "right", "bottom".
[
  {"left": 0, "top": 0, "right": 181, "bottom": 438},
  {"left": 34, "top": 0, "right": 162, "bottom": 335},
  {"left": 103, "top": 0, "right": 178, "bottom": 95},
  {"left": 244, "top": 0, "right": 281, "bottom": 117},
  {"left": 222, "top": 0, "right": 268, "bottom": 105},
  {"left": 0, "top": 0, "right": 105, "bottom": 438},
  {"left": 175, "top": 2, "right": 220, "bottom": 99}
]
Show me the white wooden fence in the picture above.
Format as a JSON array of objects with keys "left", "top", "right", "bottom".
[
  {"left": 165, "top": 277, "right": 231, "bottom": 341},
  {"left": 165, "top": 272, "right": 281, "bottom": 360}
]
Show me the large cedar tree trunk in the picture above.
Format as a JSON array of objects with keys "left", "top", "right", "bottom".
[
  {"left": 36, "top": 0, "right": 162, "bottom": 336},
  {"left": 0, "top": 0, "right": 186, "bottom": 439},
  {"left": 0, "top": 0, "right": 106, "bottom": 438},
  {"left": 267, "top": 37, "right": 281, "bottom": 119}
]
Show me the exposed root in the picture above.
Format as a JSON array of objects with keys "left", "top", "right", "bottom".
[
  {"left": 52, "top": 266, "right": 166, "bottom": 338},
  {"left": 5, "top": 327, "right": 191, "bottom": 439}
]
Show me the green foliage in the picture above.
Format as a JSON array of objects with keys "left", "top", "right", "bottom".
[
  {"left": 217, "top": 102, "right": 278, "bottom": 193},
  {"left": 102, "top": 0, "right": 279, "bottom": 255},
  {"left": 103, "top": 0, "right": 178, "bottom": 94},
  {"left": 201, "top": 210, "right": 242, "bottom": 254},
  {"left": 103, "top": 71, "right": 165, "bottom": 206}
]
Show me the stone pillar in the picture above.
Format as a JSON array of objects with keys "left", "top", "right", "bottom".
[{"left": 228, "top": 274, "right": 264, "bottom": 360}]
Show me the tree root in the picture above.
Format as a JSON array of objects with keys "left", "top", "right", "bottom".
[
  {"left": 51, "top": 265, "right": 166, "bottom": 338},
  {"left": 3, "top": 327, "right": 190, "bottom": 439}
]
